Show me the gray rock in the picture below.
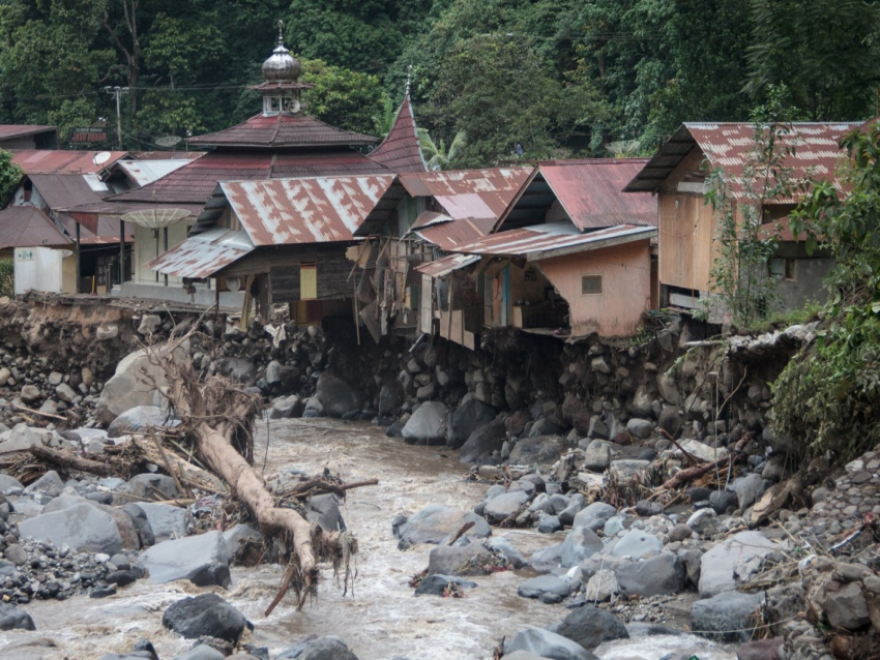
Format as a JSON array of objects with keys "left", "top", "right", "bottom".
[
  {"left": 277, "top": 636, "right": 359, "bottom": 660},
  {"left": 20, "top": 385, "right": 42, "bottom": 404},
  {"left": 427, "top": 544, "right": 491, "bottom": 576},
  {"left": 556, "top": 604, "right": 628, "bottom": 650},
  {"left": 608, "top": 460, "right": 650, "bottom": 482},
  {"left": 0, "top": 602, "right": 35, "bottom": 630},
  {"left": 24, "top": 470, "right": 64, "bottom": 498},
  {"left": 214, "top": 357, "right": 257, "bottom": 384},
  {"left": 378, "top": 381, "right": 405, "bottom": 416},
  {"left": 138, "top": 531, "right": 231, "bottom": 588},
  {"left": 265, "top": 360, "right": 282, "bottom": 384},
  {"left": 414, "top": 573, "right": 478, "bottom": 596},
  {"left": 221, "top": 524, "right": 262, "bottom": 563},
  {"left": 484, "top": 490, "right": 530, "bottom": 523},
  {"left": 518, "top": 574, "right": 577, "bottom": 600},
  {"left": 509, "top": 436, "right": 565, "bottom": 467},
  {"left": 137, "top": 503, "right": 191, "bottom": 543},
  {"left": 573, "top": 502, "right": 616, "bottom": 532},
  {"left": 394, "top": 505, "right": 490, "bottom": 548},
  {"left": 698, "top": 531, "right": 780, "bottom": 597},
  {"left": 486, "top": 536, "right": 526, "bottom": 569},
  {"left": 138, "top": 314, "right": 162, "bottom": 335},
  {"left": 583, "top": 569, "right": 619, "bottom": 602},
  {"left": 709, "top": 490, "right": 737, "bottom": 515},
  {"left": 609, "top": 530, "right": 662, "bottom": 559},
  {"left": 616, "top": 552, "right": 686, "bottom": 597},
  {"left": 0, "top": 475, "right": 23, "bottom": 493},
  {"left": 96, "top": 346, "right": 180, "bottom": 424},
  {"left": 402, "top": 401, "right": 449, "bottom": 445},
  {"left": 305, "top": 494, "right": 346, "bottom": 532},
  {"left": 0, "top": 423, "right": 47, "bottom": 453},
  {"left": 536, "top": 514, "right": 562, "bottom": 534},
  {"left": 530, "top": 543, "right": 564, "bottom": 573},
  {"left": 269, "top": 395, "right": 303, "bottom": 419},
  {"left": 733, "top": 473, "right": 763, "bottom": 510},
  {"left": 4, "top": 544, "right": 27, "bottom": 566},
  {"left": 690, "top": 591, "right": 763, "bottom": 642},
  {"left": 447, "top": 398, "right": 496, "bottom": 449},
  {"left": 121, "top": 504, "right": 156, "bottom": 547},
  {"left": 108, "top": 406, "right": 178, "bottom": 439},
  {"left": 459, "top": 418, "right": 507, "bottom": 463},
  {"left": 315, "top": 368, "right": 361, "bottom": 418},
  {"left": 162, "top": 593, "right": 248, "bottom": 643},
  {"left": 530, "top": 418, "right": 564, "bottom": 438},
  {"left": 504, "top": 628, "right": 595, "bottom": 660},
  {"left": 626, "top": 418, "right": 653, "bottom": 440},
  {"left": 19, "top": 504, "right": 123, "bottom": 554},
  {"left": 656, "top": 373, "right": 681, "bottom": 406},
  {"left": 560, "top": 527, "right": 603, "bottom": 568},
  {"left": 174, "top": 645, "right": 226, "bottom": 660},
  {"left": 583, "top": 441, "right": 611, "bottom": 472},
  {"left": 824, "top": 581, "right": 870, "bottom": 630},
  {"left": 114, "top": 474, "right": 180, "bottom": 504}
]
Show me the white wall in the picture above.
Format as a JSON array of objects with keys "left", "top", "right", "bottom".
[
  {"left": 14, "top": 247, "right": 72, "bottom": 294},
  {"left": 133, "top": 220, "right": 193, "bottom": 286}
]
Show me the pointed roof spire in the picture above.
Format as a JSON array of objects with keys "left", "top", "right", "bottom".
[
  {"left": 368, "top": 73, "right": 429, "bottom": 173},
  {"left": 278, "top": 19, "right": 284, "bottom": 46}
]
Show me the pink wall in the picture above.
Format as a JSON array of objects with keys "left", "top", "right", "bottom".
[{"left": 538, "top": 240, "right": 652, "bottom": 337}]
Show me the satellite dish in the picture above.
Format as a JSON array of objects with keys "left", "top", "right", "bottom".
[
  {"left": 93, "top": 151, "right": 112, "bottom": 166},
  {"left": 121, "top": 208, "right": 192, "bottom": 229},
  {"left": 155, "top": 135, "right": 183, "bottom": 148},
  {"left": 226, "top": 276, "right": 241, "bottom": 292}
]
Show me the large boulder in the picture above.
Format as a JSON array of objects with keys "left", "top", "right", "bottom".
[
  {"left": 615, "top": 552, "right": 686, "bottom": 597},
  {"left": 504, "top": 628, "right": 595, "bottom": 660},
  {"left": 315, "top": 368, "right": 361, "bottom": 418},
  {"left": 414, "top": 574, "right": 478, "bottom": 596},
  {"left": 559, "top": 527, "right": 603, "bottom": 568},
  {"left": 517, "top": 574, "right": 578, "bottom": 602},
  {"left": 114, "top": 474, "right": 180, "bottom": 504},
  {"left": 447, "top": 398, "right": 497, "bottom": 449},
  {"left": 378, "top": 380, "right": 405, "bottom": 416},
  {"left": 402, "top": 402, "right": 449, "bottom": 445},
  {"left": 609, "top": 530, "right": 662, "bottom": 559},
  {"left": 108, "top": 406, "right": 179, "bottom": 439},
  {"left": 572, "top": 502, "right": 616, "bottom": 532},
  {"left": 690, "top": 591, "right": 763, "bottom": 643},
  {"left": 162, "top": 593, "right": 248, "bottom": 643},
  {"left": 0, "top": 602, "right": 35, "bottom": 631},
  {"left": 214, "top": 357, "right": 257, "bottom": 384},
  {"left": 138, "top": 530, "right": 231, "bottom": 588},
  {"left": 394, "top": 505, "right": 490, "bottom": 549},
  {"left": 19, "top": 504, "right": 123, "bottom": 554},
  {"left": 277, "top": 636, "right": 359, "bottom": 660},
  {"left": 136, "top": 503, "right": 191, "bottom": 543},
  {"left": 96, "top": 345, "right": 182, "bottom": 425},
  {"left": 555, "top": 605, "right": 629, "bottom": 650},
  {"left": 427, "top": 544, "right": 492, "bottom": 576},
  {"left": 483, "top": 490, "right": 530, "bottom": 524},
  {"left": 698, "top": 531, "right": 780, "bottom": 597},
  {"left": 459, "top": 418, "right": 507, "bottom": 463},
  {"left": 305, "top": 494, "right": 346, "bottom": 532},
  {"left": 509, "top": 436, "right": 565, "bottom": 467}
]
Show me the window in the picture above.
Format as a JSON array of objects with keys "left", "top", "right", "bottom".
[
  {"left": 768, "top": 258, "right": 796, "bottom": 281},
  {"left": 784, "top": 259, "right": 796, "bottom": 281},
  {"left": 300, "top": 263, "right": 317, "bottom": 300},
  {"left": 582, "top": 275, "right": 603, "bottom": 295}
]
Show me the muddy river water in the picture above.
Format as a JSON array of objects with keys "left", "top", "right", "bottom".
[{"left": 0, "top": 419, "right": 736, "bottom": 660}]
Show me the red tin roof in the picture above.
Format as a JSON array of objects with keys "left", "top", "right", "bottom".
[
  {"left": 29, "top": 174, "right": 110, "bottom": 211},
  {"left": 415, "top": 253, "right": 481, "bottom": 278},
  {"left": 451, "top": 222, "right": 657, "bottom": 262},
  {"left": 624, "top": 122, "right": 861, "bottom": 197},
  {"left": 11, "top": 150, "right": 127, "bottom": 175},
  {"left": 402, "top": 168, "right": 532, "bottom": 218},
  {"left": 186, "top": 113, "right": 377, "bottom": 149},
  {"left": 103, "top": 149, "right": 391, "bottom": 207},
  {"left": 221, "top": 175, "right": 395, "bottom": 246},
  {"left": 368, "top": 92, "right": 428, "bottom": 173},
  {"left": 0, "top": 206, "right": 71, "bottom": 250}
]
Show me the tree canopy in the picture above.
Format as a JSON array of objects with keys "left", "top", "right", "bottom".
[{"left": 0, "top": 0, "right": 876, "bottom": 163}]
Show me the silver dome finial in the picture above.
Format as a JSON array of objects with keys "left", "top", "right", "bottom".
[
  {"left": 277, "top": 19, "right": 284, "bottom": 46},
  {"left": 262, "top": 21, "right": 300, "bottom": 83}
]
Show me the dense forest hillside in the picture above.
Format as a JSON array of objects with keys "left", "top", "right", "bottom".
[{"left": 1, "top": 0, "right": 878, "bottom": 166}]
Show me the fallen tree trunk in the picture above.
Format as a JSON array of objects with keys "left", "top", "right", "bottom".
[{"left": 29, "top": 445, "right": 115, "bottom": 476}]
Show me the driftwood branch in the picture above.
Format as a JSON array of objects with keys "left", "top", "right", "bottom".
[{"left": 29, "top": 445, "right": 115, "bottom": 476}]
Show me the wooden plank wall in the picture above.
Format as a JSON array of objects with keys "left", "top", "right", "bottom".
[{"left": 658, "top": 193, "right": 718, "bottom": 292}]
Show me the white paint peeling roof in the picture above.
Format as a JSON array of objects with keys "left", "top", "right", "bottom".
[
  {"left": 146, "top": 228, "right": 254, "bottom": 279},
  {"left": 220, "top": 175, "right": 395, "bottom": 246}
]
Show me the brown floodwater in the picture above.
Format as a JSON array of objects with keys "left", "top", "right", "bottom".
[{"left": 0, "top": 419, "right": 736, "bottom": 660}]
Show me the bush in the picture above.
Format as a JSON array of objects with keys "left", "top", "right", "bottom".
[{"left": 0, "top": 260, "right": 12, "bottom": 298}]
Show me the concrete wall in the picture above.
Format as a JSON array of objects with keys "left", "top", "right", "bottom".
[
  {"left": 772, "top": 243, "right": 834, "bottom": 312},
  {"left": 14, "top": 247, "right": 73, "bottom": 294},
  {"left": 538, "top": 240, "right": 652, "bottom": 337},
  {"left": 114, "top": 280, "right": 244, "bottom": 309},
  {"left": 133, "top": 220, "right": 193, "bottom": 286}
]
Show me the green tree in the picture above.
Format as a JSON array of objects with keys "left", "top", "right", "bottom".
[
  {"left": 300, "top": 60, "right": 383, "bottom": 136},
  {"left": 0, "top": 150, "right": 22, "bottom": 206},
  {"left": 746, "top": 0, "right": 880, "bottom": 120},
  {"left": 417, "top": 128, "right": 466, "bottom": 170}
]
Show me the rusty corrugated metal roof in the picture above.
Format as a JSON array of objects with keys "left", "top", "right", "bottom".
[
  {"left": 624, "top": 122, "right": 861, "bottom": 196},
  {"left": 415, "top": 253, "right": 481, "bottom": 278},
  {"left": 146, "top": 228, "right": 254, "bottom": 279},
  {"left": 0, "top": 206, "right": 71, "bottom": 250},
  {"left": 0, "top": 125, "right": 57, "bottom": 140},
  {"left": 452, "top": 222, "right": 656, "bottom": 262},
  {"left": 368, "top": 92, "right": 428, "bottom": 173},
  {"left": 535, "top": 160, "right": 655, "bottom": 232},
  {"left": 400, "top": 168, "right": 532, "bottom": 218},
  {"left": 116, "top": 156, "right": 204, "bottom": 187},
  {"left": 413, "top": 217, "right": 495, "bottom": 250},
  {"left": 186, "top": 113, "right": 377, "bottom": 149},
  {"left": 56, "top": 214, "right": 133, "bottom": 245},
  {"left": 11, "top": 150, "right": 127, "bottom": 175},
  {"left": 221, "top": 175, "right": 395, "bottom": 246},
  {"left": 29, "top": 174, "right": 109, "bottom": 211},
  {"left": 104, "top": 150, "right": 391, "bottom": 207}
]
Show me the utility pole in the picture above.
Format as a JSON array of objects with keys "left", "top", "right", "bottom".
[{"left": 103, "top": 86, "right": 129, "bottom": 149}]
